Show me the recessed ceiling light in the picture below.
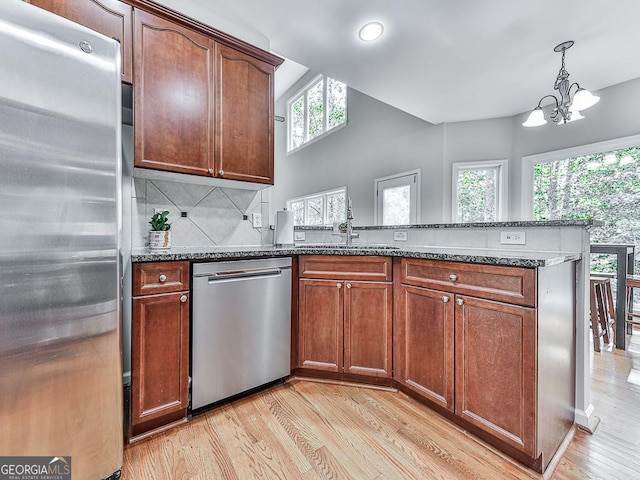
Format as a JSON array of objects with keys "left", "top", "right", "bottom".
[{"left": 359, "top": 22, "right": 383, "bottom": 42}]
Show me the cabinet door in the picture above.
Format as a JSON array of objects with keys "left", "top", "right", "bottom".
[
  {"left": 215, "top": 43, "right": 274, "bottom": 184},
  {"left": 133, "top": 9, "right": 214, "bottom": 176},
  {"left": 394, "top": 285, "right": 454, "bottom": 410},
  {"left": 26, "top": 0, "right": 133, "bottom": 83},
  {"left": 131, "top": 291, "right": 189, "bottom": 433},
  {"left": 344, "top": 281, "right": 393, "bottom": 377},
  {"left": 298, "top": 279, "right": 343, "bottom": 372},
  {"left": 455, "top": 295, "right": 536, "bottom": 456}
]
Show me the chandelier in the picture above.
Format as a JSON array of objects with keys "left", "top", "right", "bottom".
[{"left": 523, "top": 40, "right": 600, "bottom": 127}]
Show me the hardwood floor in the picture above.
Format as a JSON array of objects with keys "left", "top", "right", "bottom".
[{"left": 123, "top": 332, "right": 640, "bottom": 479}]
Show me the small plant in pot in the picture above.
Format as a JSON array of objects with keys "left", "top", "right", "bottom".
[{"left": 148, "top": 210, "right": 172, "bottom": 249}]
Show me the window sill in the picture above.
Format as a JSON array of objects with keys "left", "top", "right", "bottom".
[{"left": 286, "top": 121, "right": 347, "bottom": 156}]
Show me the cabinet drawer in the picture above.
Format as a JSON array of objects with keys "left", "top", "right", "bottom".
[
  {"left": 399, "top": 258, "right": 536, "bottom": 307},
  {"left": 299, "top": 255, "right": 392, "bottom": 282},
  {"left": 133, "top": 261, "right": 190, "bottom": 296}
]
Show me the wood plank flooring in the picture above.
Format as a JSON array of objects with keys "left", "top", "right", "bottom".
[{"left": 122, "top": 332, "right": 640, "bottom": 479}]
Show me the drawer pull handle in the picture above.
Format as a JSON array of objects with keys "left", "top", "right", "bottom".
[
  {"left": 180, "top": 294, "right": 188, "bottom": 303},
  {"left": 346, "top": 283, "right": 352, "bottom": 289},
  {"left": 159, "top": 274, "right": 167, "bottom": 283},
  {"left": 449, "top": 274, "right": 458, "bottom": 282},
  {"left": 218, "top": 169, "right": 225, "bottom": 176},
  {"left": 441, "top": 296, "right": 449, "bottom": 303},
  {"left": 337, "top": 283, "right": 342, "bottom": 289},
  {"left": 456, "top": 298, "right": 464, "bottom": 306}
]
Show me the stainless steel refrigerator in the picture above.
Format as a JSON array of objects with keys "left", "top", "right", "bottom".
[{"left": 0, "top": 2, "right": 124, "bottom": 479}]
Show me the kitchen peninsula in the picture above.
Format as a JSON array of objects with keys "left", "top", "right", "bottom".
[{"left": 131, "top": 220, "right": 596, "bottom": 474}]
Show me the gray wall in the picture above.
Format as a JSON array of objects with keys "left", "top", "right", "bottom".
[
  {"left": 273, "top": 70, "right": 444, "bottom": 225},
  {"left": 272, "top": 74, "right": 640, "bottom": 225}
]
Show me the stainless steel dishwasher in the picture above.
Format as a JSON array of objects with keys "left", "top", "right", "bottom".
[{"left": 191, "top": 257, "right": 292, "bottom": 410}]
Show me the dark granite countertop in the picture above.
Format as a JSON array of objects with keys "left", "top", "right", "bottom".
[
  {"left": 132, "top": 244, "right": 581, "bottom": 268},
  {"left": 294, "top": 219, "right": 602, "bottom": 231}
]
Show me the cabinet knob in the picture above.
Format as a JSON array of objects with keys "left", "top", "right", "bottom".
[
  {"left": 337, "top": 283, "right": 342, "bottom": 289},
  {"left": 441, "top": 296, "right": 449, "bottom": 303},
  {"left": 455, "top": 298, "right": 464, "bottom": 306},
  {"left": 180, "top": 294, "right": 188, "bottom": 303},
  {"left": 207, "top": 168, "right": 214, "bottom": 175},
  {"left": 449, "top": 274, "right": 458, "bottom": 282},
  {"left": 158, "top": 274, "right": 167, "bottom": 283},
  {"left": 218, "top": 169, "right": 224, "bottom": 176},
  {"left": 346, "top": 283, "right": 352, "bottom": 289}
]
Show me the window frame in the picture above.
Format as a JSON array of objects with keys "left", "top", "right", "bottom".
[
  {"left": 374, "top": 169, "right": 421, "bottom": 226},
  {"left": 521, "top": 134, "right": 640, "bottom": 219},
  {"left": 286, "top": 74, "right": 348, "bottom": 154},
  {"left": 286, "top": 186, "right": 348, "bottom": 226},
  {"left": 452, "top": 160, "right": 508, "bottom": 223}
]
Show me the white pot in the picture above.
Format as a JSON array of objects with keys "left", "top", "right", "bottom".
[{"left": 149, "top": 230, "right": 171, "bottom": 249}]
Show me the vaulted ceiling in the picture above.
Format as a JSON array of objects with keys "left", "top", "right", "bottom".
[{"left": 188, "top": 0, "right": 640, "bottom": 125}]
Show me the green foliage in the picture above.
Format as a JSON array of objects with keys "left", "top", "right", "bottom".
[
  {"left": 288, "top": 76, "right": 347, "bottom": 151},
  {"left": 149, "top": 210, "right": 171, "bottom": 231},
  {"left": 533, "top": 147, "right": 640, "bottom": 275},
  {"left": 457, "top": 169, "right": 497, "bottom": 222}
]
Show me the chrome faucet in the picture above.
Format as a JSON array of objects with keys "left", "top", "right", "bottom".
[{"left": 345, "top": 197, "right": 359, "bottom": 247}]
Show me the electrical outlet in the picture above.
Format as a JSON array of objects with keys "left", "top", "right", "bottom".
[
  {"left": 500, "top": 231, "right": 526, "bottom": 245},
  {"left": 393, "top": 231, "right": 408, "bottom": 242},
  {"left": 251, "top": 212, "right": 262, "bottom": 228},
  {"left": 294, "top": 232, "right": 306, "bottom": 241}
]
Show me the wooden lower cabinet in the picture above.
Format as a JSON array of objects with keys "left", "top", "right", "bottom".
[
  {"left": 394, "top": 285, "right": 454, "bottom": 411},
  {"left": 297, "top": 256, "right": 393, "bottom": 379},
  {"left": 131, "top": 266, "right": 190, "bottom": 438},
  {"left": 396, "top": 286, "right": 535, "bottom": 454},
  {"left": 344, "top": 281, "right": 393, "bottom": 377},
  {"left": 454, "top": 295, "right": 537, "bottom": 457},
  {"left": 393, "top": 257, "right": 575, "bottom": 473},
  {"left": 298, "top": 279, "right": 343, "bottom": 372}
]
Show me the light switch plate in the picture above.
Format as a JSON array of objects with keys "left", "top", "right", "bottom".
[
  {"left": 251, "top": 212, "right": 262, "bottom": 228},
  {"left": 294, "top": 232, "right": 305, "bottom": 241},
  {"left": 393, "top": 231, "right": 408, "bottom": 242},
  {"left": 500, "top": 231, "right": 526, "bottom": 245}
]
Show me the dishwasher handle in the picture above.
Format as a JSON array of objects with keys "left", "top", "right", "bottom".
[{"left": 206, "top": 267, "right": 282, "bottom": 283}]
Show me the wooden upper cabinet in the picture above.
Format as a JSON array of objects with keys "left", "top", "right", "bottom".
[
  {"left": 215, "top": 43, "right": 275, "bottom": 184},
  {"left": 133, "top": 8, "right": 214, "bottom": 176},
  {"left": 26, "top": 0, "right": 133, "bottom": 83}
]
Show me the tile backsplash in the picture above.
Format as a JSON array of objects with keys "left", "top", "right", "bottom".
[{"left": 132, "top": 177, "right": 272, "bottom": 248}]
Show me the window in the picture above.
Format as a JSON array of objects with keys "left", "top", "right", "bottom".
[
  {"left": 452, "top": 160, "right": 507, "bottom": 223},
  {"left": 287, "top": 75, "right": 347, "bottom": 152},
  {"left": 531, "top": 146, "right": 640, "bottom": 273},
  {"left": 374, "top": 170, "right": 420, "bottom": 225},
  {"left": 287, "top": 187, "right": 347, "bottom": 226}
]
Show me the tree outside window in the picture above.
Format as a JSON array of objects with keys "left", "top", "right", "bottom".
[
  {"left": 287, "top": 75, "right": 347, "bottom": 152},
  {"left": 533, "top": 147, "right": 640, "bottom": 274},
  {"left": 452, "top": 161, "right": 507, "bottom": 223}
]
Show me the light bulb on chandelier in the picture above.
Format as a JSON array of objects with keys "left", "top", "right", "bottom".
[{"left": 523, "top": 41, "right": 600, "bottom": 128}]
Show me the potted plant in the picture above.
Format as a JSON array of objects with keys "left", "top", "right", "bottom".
[{"left": 148, "top": 210, "right": 171, "bottom": 249}]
